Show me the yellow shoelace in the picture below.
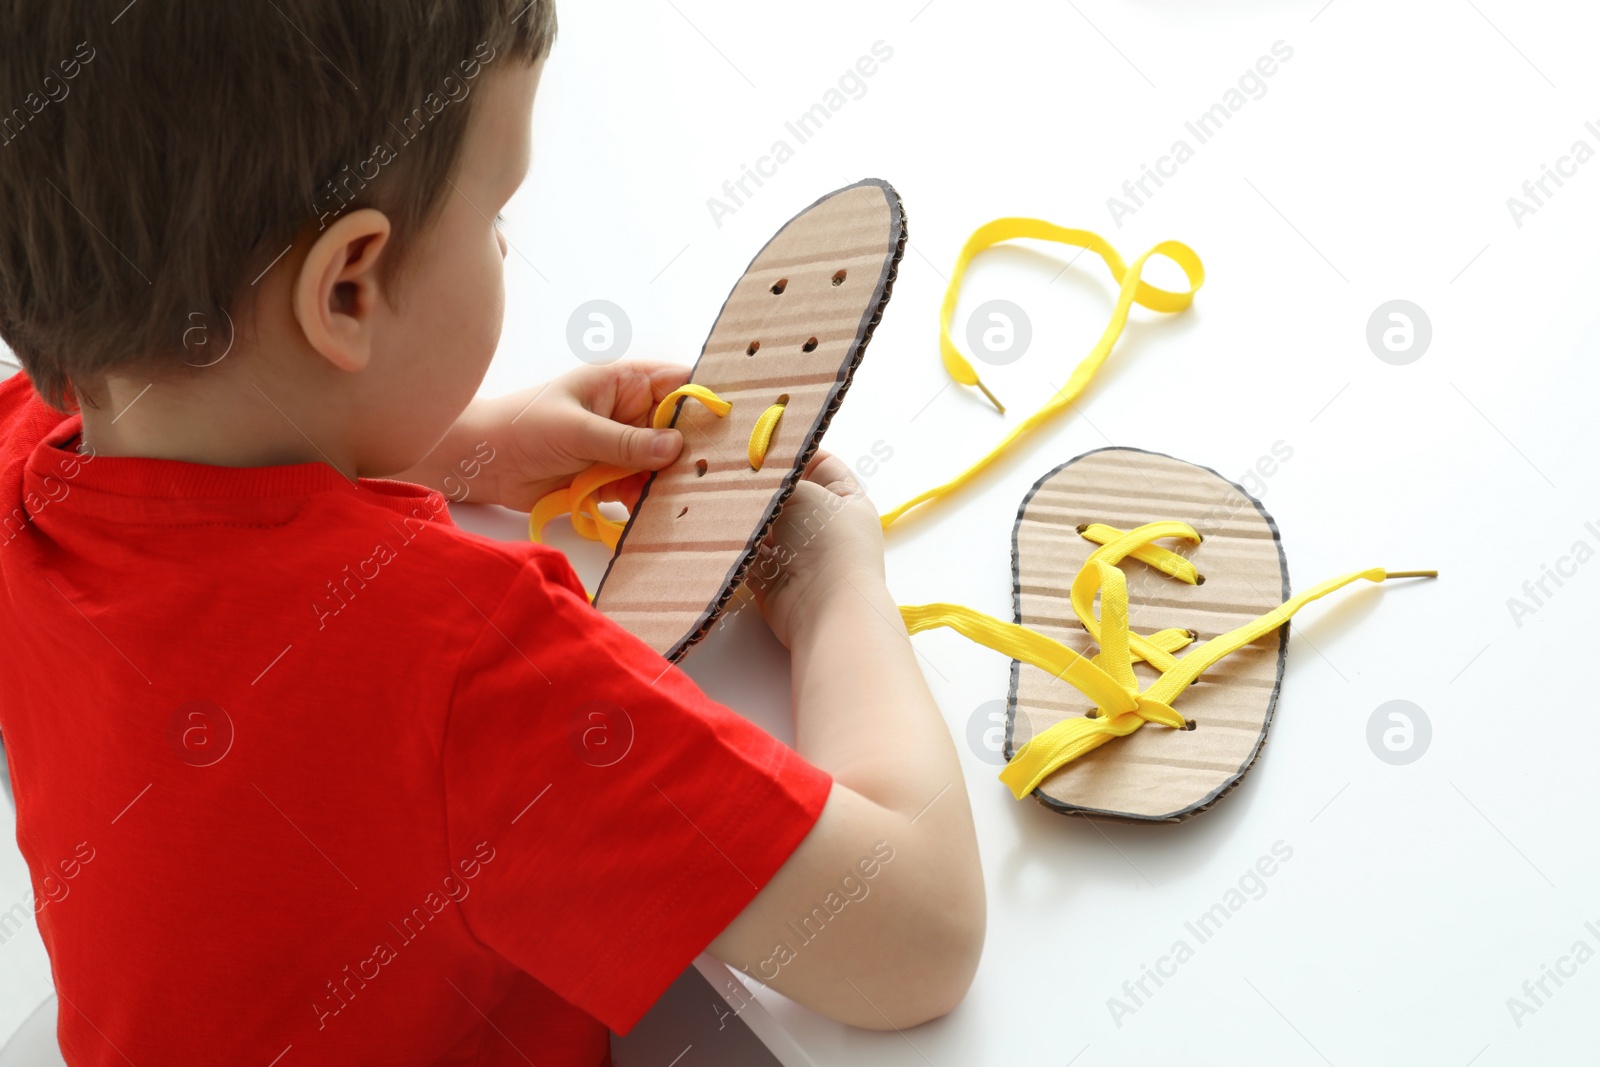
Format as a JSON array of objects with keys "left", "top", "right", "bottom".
[
  {"left": 528, "top": 384, "right": 785, "bottom": 550},
  {"left": 900, "top": 521, "right": 1435, "bottom": 798},
  {"left": 879, "top": 219, "right": 1205, "bottom": 528}
]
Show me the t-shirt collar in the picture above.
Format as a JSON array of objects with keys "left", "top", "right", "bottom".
[{"left": 23, "top": 413, "right": 450, "bottom": 519}]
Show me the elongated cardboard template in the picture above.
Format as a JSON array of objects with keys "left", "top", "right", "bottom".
[
  {"left": 1009, "top": 447, "right": 1292, "bottom": 822},
  {"left": 592, "top": 179, "right": 906, "bottom": 660}
]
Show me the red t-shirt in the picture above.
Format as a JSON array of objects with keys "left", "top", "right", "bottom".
[{"left": 0, "top": 371, "right": 831, "bottom": 1066}]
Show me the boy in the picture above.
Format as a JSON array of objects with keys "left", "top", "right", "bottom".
[{"left": 0, "top": 2, "right": 984, "bottom": 1064}]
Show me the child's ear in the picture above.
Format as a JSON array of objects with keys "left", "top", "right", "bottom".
[{"left": 292, "top": 208, "right": 393, "bottom": 373}]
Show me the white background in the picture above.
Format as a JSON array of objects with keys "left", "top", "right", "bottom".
[{"left": 7, "top": 0, "right": 1600, "bottom": 1063}]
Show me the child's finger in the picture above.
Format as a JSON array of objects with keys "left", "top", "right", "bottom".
[
  {"left": 802, "top": 450, "right": 861, "bottom": 497},
  {"left": 598, "top": 471, "right": 650, "bottom": 508},
  {"left": 566, "top": 361, "right": 690, "bottom": 427},
  {"left": 643, "top": 362, "right": 694, "bottom": 399},
  {"left": 572, "top": 410, "right": 682, "bottom": 470}
]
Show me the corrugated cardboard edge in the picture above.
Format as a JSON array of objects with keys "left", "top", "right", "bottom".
[
  {"left": 1005, "top": 446, "right": 1293, "bottom": 823},
  {"left": 592, "top": 178, "right": 907, "bottom": 662}
]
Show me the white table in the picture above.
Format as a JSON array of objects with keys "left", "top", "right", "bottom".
[{"left": 9, "top": 2, "right": 1600, "bottom": 1063}]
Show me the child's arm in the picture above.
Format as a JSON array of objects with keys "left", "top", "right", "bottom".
[
  {"left": 417, "top": 370, "right": 985, "bottom": 1023},
  {"left": 709, "top": 452, "right": 986, "bottom": 1028}
]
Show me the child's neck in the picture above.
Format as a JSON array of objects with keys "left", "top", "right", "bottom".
[{"left": 78, "top": 352, "right": 360, "bottom": 480}]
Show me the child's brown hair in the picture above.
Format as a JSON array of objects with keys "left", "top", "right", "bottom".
[{"left": 0, "top": 0, "right": 556, "bottom": 411}]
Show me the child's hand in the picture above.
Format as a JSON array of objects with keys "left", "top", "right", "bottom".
[
  {"left": 485, "top": 361, "right": 690, "bottom": 512},
  {"left": 752, "top": 451, "right": 887, "bottom": 648}
]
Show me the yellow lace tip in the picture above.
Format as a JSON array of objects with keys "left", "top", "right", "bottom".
[
  {"left": 973, "top": 378, "right": 1006, "bottom": 415},
  {"left": 1385, "top": 569, "right": 1439, "bottom": 580}
]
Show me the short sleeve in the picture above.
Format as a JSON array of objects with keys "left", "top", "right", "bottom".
[{"left": 442, "top": 547, "right": 832, "bottom": 1033}]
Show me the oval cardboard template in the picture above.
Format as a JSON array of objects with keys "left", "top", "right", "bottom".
[
  {"left": 592, "top": 179, "right": 906, "bottom": 660},
  {"left": 1009, "top": 447, "right": 1292, "bottom": 821}
]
